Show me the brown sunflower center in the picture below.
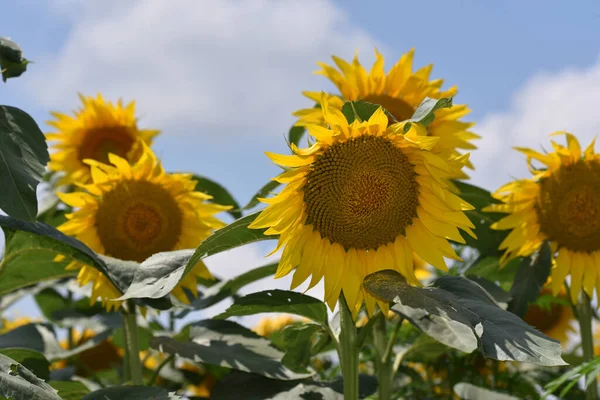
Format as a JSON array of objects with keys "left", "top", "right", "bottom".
[
  {"left": 303, "top": 135, "right": 419, "bottom": 250},
  {"left": 78, "top": 127, "right": 136, "bottom": 165},
  {"left": 536, "top": 159, "right": 600, "bottom": 252},
  {"left": 362, "top": 94, "right": 414, "bottom": 124},
  {"left": 522, "top": 302, "right": 564, "bottom": 332},
  {"left": 95, "top": 180, "right": 183, "bottom": 262}
]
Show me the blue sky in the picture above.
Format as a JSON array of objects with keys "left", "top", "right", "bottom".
[{"left": 3, "top": 0, "right": 600, "bottom": 322}]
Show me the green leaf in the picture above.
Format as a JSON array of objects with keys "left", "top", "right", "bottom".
[
  {"left": 48, "top": 381, "right": 91, "bottom": 400},
  {"left": 81, "top": 386, "right": 181, "bottom": 400},
  {"left": 151, "top": 320, "right": 312, "bottom": 381},
  {"left": 178, "top": 263, "right": 278, "bottom": 318},
  {"left": 288, "top": 125, "right": 306, "bottom": 148},
  {"left": 402, "top": 334, "right": 450, "bottom": 362},
  {"left": 211, "top": 371, "right": 378, "bottom": 400},
  {"left": 454, "top": 181, "right": 500, "bottom": 210},
  {"left": 0, "top": 349, "right": 49, "bottom": 381},
  {"left": 280, "top": 324, "right": 322, "bottom": 373},
  {"left": 508, "top": 242, "right": 552, "bottom": 317},
  {"left": 112, "top": 325, "right": 153, "bottom": 351},
  {"left": 242, "top": 180, "right": 281, "bottom": 211},
  {"left": 406, "top": 97, "right": 453, "bottom": 127},
  {"left": 190, "top": 175, "right": 242, "bottom": 219},
  {"left": 465, "top": 276, "right": 510, "bottom": 304},
  {"left": 363, "top": 270, "right": 566, "bottom": 366},
  {"left": 463, "top": 256, "right": 520, "bottom": 286},
  {"left": 543, "top": 356, "right": 600, "bottom": 398},
  {"left": 341, "top": 100, "right": 395, "bottom": 124},
  {"left": 215, "top": 290, "right": 328, "bottom": 325},
  {"left": 33, "top": 289, "right": 108, "bottom": 325},
  {"left": 0, "top": 38, "right": 30, "bottom": 82},
  {"left": 0, "top": 353, "right": 60, "bottom": 400},
  {"left": 453, "top": 383, "right": 519, "bottom": 400},
  {"left": 0, "top": 106, "right": 49, "bottom": 220}
]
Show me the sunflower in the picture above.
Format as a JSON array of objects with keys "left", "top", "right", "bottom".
[
  {"left": 0, "top": 317, "right": 38, "bottom": 333},
  {"left": 522, "top": 288, "right": 575, "bottom": 346},
  {"left": 253, "top": 314, "right": 300, "bottom": 337},
  {"left": 46, "top": 94, "right": 160, "bottom": 185},
  {"left": 249, "top": 95, "right": 475, "bottom": 317},
  {"left": 294, "top": 49, "right": 478, "bottom": 177},
  {"left": 485, "top": 133, "right": 600, "bottom": 303},
  {"left": 57, "top": 142, "right": 230, "bottom": 310},
  {"left": 51, "top": 329, "right": 122, "bottom": 374}
]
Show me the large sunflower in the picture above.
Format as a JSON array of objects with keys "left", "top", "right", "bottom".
[
  {"left": 57, "top": 142, "right": 230, "bottom": 310},
  {"left": 294, "top": 49, "right": 478, "bottom": 177},
  {"left": 485, "top": 133, "right": 600, "bottom": 303},
  {"left": 250, "top": 95, "right": 475, "bottom": 317},
  {"left": 46, "top": 94, "right": 160, "bottom": 185}
]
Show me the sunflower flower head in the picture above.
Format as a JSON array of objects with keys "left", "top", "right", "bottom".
[
  {"left": 57, "top": 142, "right": 231, "bottom": 310},
  {"left": 522, "top": 288, "right": 575, "bottom": 345},
  {"left": 250, "top": 94, "right": 475, "bottom": 318},
  {"left": 46, "top": 94, "right": 160, "bottom": 185},
  {"left": 293, "top": 49, "right": 478, "bottom": 177},
  {"left": 485, "top": 133, "right": 600, "bottom": 304}
]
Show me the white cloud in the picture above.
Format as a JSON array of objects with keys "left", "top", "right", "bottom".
[
  {"left": 471, "top": 58, "right": 600, "bottom": 191},
  {"left": 31, "top": 0, "right": 378, "bottom": 136}
]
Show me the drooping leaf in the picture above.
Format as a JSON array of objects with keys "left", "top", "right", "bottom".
[
  {"left": 0, "top": 106, "right": 49, "bottom": 220},
  {"left": 0, "top": 349, "right": 49, "bottom": 381},
  {"left": 508, "top": 242, "right": 552, "bottom": 317},
  {"left": 363, "top": 270, "right": 566, "bottom": 366},
  {"left": 280, "top": 324, "right": 322, "bottom": 373},
  {"left": 341, "top": 100, "right": 394, "bottom": 124},
  {"left": 0, "top": 353, "right": 60, "bottom": 400},
  {"left": 242, "top": 180, "right": 281, "bottom": 211},
  {"left": 211, "top": 371, "right": 378, "bottom": 400},
  {"left": 0, "top": 38, "right": 30, "bottom": 82},
  {"left": 453, "top": 383, "right": 519, "bottom": 400},
  {"left": 405, "top": 97, "right": 453, "bottom": 127},
  {"left": 81, "top": 386, "right": 181, "bottom": 400},
  {"left": 190, "top": 175, "right": 241, "bottom": 219},
  {"left": 288, "top": 125, "right": 306, "bottom": 148},
  {"left": 48, "top": 381, "right": 91, "bottom": 400},
  {"left": 215, "top": 290, "right": 328, "bottom": 325},
  {"left": 177, "top": 263, "right": 278, "bottom": 318},
  {"left": 465, "top": 276, "right": 510, "bottom": 305},
  {"left": 151, "top": 320, "right": 312, "bottom": 381}
]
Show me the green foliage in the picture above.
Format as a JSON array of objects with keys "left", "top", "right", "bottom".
[
  {"left": 0, "top": 349, "right": 49, "bottom": 381},
  {"left": 0, "top": 38, "right": 30, "bottom": 82},
  {"left": 190, "top": 175, "right": 242, "bottom": 219},
  {"left": 543, "top": 356, "right": 600, "bottom": 398},
  {"left": 454, "top": 382, "right": 520, "bottom": 400},
  {"left": 48, "top": 381, "right": 91, "bottom": 400},
  {"left": 288, "top": 125, "right": 306, "bottom": 148},
  {"left": 341, "top": 100, "right": 392, "bottom": 124},
  {"left": 405, "top": 96, "right": 453, "bottom": 126},
  {"left": 280, "top": 324, "right": 323, "bottom": 373},
  {"left": 242, "top": 180, "right": 281, "bottom": 211},
  {"left": 216, "top": 290, "right": 329, "bottom": 325},
  {"left": 0, "top": 106, "right": 49, "bottom": 221},
  {"left": 508, "top": 242, "right": 552, "bottom": 317},
  {"left": 363, "top": 270, "right": 566, "bottom": 366},
  {"left": 0, "top": 353, "right": 60, "bottom": 400},
  {"left": 81, "top": 386, "right": 180, "bottom": 400}
]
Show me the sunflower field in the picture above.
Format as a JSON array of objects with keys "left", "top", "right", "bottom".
[{"left": 2, "top": 33, "right": 600, "bottom": 400}]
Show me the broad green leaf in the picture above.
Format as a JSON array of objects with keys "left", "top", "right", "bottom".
[
  {"left": 48, "top": 381, "right": 90, "bottom": 400},
  {"left": 0, "top": 353, "right": 60, "bottom": 400},
  {"left": 177, "top": 263, "right": 278, "bottom": 318},
  {"left": 215, "top": 290, "right": 328, "bottom": 325},
  {"left": 434, "top": 275, "right": 500, "bottom": 306},
  {"left": 0, "top": 282, "right": 57, "bottom": 314},
  {"left": 463, "top": 256, "right": 520, "bottom": 286},
  {"left": 363, "top": 270, "right": 566, "bottom": 366},
  {"left": 81, "top": 386, "right": 181, "bottom": 400},
  {"left": 151, "top": 320, "right": 312, "bottom": 381},
  {"left": 508, "top": 242, "right": 552, "bottom": 317},
  {"left": 280, "top": 324, "right": 322, "bottom": 373},
  {"left": 33, "top": 288, "right": 108, "bottom": 326},
  {"left": 288, "top": 125, "right": 306, "bottom": 148},
  {"left": 0, "top": 349, "right": 49, "bottom": 381},
  {"left": 405, "top": 97, "right": 453, "bottom": 127},
  {"left": 118, "top": 213, "right": 275, "bottom": 301},
  {"left": 465, "top": 276, "right": 510, "bottom": 304},
  {"left": 0, "top": 38, "right": 30, "bottom": 82},
  {"left": 242, "top": 180, "right": 281, "bottom": 211},
  {"left": 454, "top": 181, "right": 500, "bottom": 210},
  {"left": 454, "top": 383, "right": 519, "bottom": 400},
  {"left": 190, "top": 175, "right": 241, "bottom": 219},
  {"left": 211, "top": 371, "right": 378, "bottom": 400},
  {"left": 402, "top": 334, "right": 450, "bottom": 362},
  {"left": 341, "top": 100, "right": 396, "bottom": 124},
  {"left": 0, "top": 106, "right": 49, "bottom": 220}
]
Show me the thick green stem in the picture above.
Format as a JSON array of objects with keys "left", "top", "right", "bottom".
[
  {"left": 577, "top": 292, "right": 598, "bottom": 400},
  {"left": 123, "top": 303, "right": 143, "bottom": 385},
  {"left": 337, "top": 294, "right": 359, "bottom": 400},
  {"left": 373, "top": 317, "right": 403, "bottom": 400}
]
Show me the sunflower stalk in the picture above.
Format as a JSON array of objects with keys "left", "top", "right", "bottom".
[
  {"left": 123, "top": 302, "right": 143, "bottom": 385},
  {"left": 577, "top": 292, "right": 598, "bottom": 400},
  {"left": 373, "top": 315, "right": 403, "bottom": 400},
  {"left": 337, "top": 294, "right": 359, "bottom": 400}
]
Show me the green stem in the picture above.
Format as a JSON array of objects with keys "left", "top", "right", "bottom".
[
  {"left": 148, "top": 354, "right": 174, "bottom": 386},
  {"left": 123, "top": 303, "right": 143, "bottom": 385},
  {"left": 577, "top": 292, "right": 598, "bottom": 400},
  {"left": 337, "top": 294, "right": 359, "bottom": 400},
  {"left": 373, "top": 316, "right": 403, "bottom": 400}
]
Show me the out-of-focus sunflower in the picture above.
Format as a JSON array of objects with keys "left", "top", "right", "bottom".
[
  {"left": 253, "top": 314, "right": 299, "bottom": 337},
  {"left": 51, "top": 329, "right": 122, "bottom": 374},
  {"left": 0, "top": 317, "right": 38, "bottom": 333},
  {"left": 294, "top": 49, "right": 478, "bottom": 177},
  {"left": 250, "top": 95, "right": 474, "bottom": 317},
  {"left": 485, "top": 133, "right": 600, "bottom": 303},
  {"left": 46, "top": 94, "right": 160, "bottom": 185},
  {"left": 57, "top": 142, "right": 230, "bottom": 310},
  {"left": 180, "top": 362, "right": 217, "bottom": 398},
  {"left": 522, "top": 288, "right": 575, "bottom": 346}
]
